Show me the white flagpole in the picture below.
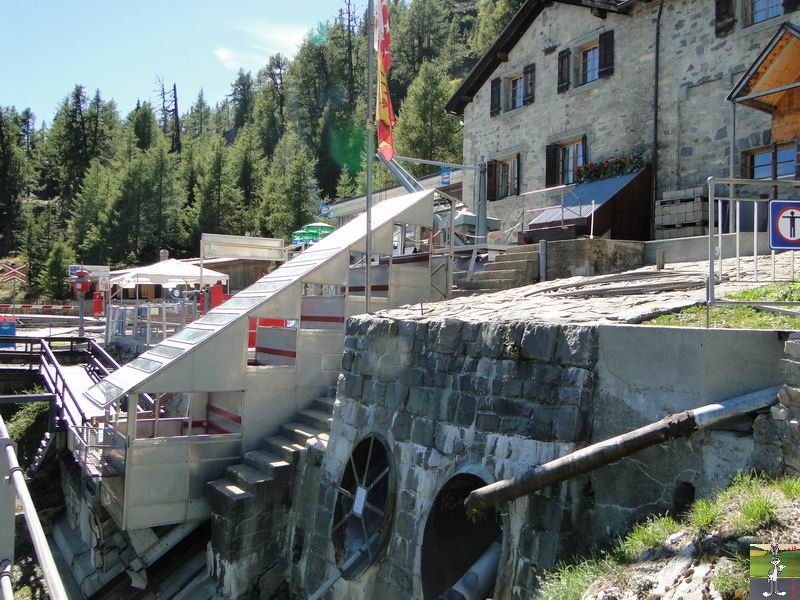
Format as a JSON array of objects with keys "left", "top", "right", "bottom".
[{"left": 365, "top": 0, "right": 375, "bottom": 314}]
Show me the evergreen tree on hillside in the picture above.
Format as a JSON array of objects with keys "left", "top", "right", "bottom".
[
  {"left": 21, "top": 207, "right": 49, "bottom": 287},
  {"left": 131, "top": 102, "right": 158, "bottom": 151},
  {"left": 472, "top": 0, "right": 525, "bottom": 54},
  {"left": 68, "top": 159, "right": 117, "bottom": 263},
  {"left": 0, "top": 108, "right": 28, "bottom": 255},
  {"left": 144, "top": 140, "right": 184, "bottom": 256},
  {"left": 393, "top": 0, "right": 449, "bottom": 103},
  {"left": 184, "top": 89, "right": 212, "bottom": 140},
  {"left": 394, "top": 61, "right": 463, "bottom": 175},
  {"left": 38, "top": 240, "right": 74, "bottom": 299},
  {"left": 194, "top": 140, "right": 242, "bottom": 238},
  {"left": 258, "top": 130, "right": 319, "bottom": 239},
  {"left": 230, "top": 69, "right": 255, "bottom": 130},
  {"left": 252, "top": 82, "right": 282, "bottom": 160}
]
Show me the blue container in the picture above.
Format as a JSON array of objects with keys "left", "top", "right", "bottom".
[{"left": 0, "top": 320, "right": 16, "bottom": 348}]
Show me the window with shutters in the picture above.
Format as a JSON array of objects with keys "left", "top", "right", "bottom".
[
  {"left": 490, "top": 78, "right": 501, "bottom": 117},
  {"left": 580, "top": 44, "right": 600, "bottom": 85},
  {"left": 490, "top": 155, "right": 520, "bottom": 199},
  {"left": 559, "top": 139, "right": 586, "bottom": 185},
  {"left": 508, "top": 76, "right": 524, "bottom": 110},
  {"left": 748, "top": 0, "right": 782, "bottom": 23}
]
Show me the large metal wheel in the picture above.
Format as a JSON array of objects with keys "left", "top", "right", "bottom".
[{"left": 331, "top": 435, "right": 393, "bottom": 579}]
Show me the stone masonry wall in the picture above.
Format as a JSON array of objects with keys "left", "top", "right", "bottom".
[
  {"left": 296, "top": 317, "right": 600, "bottom": 600},
  {"left": 460, "top": 0, "right": 800, "bottom": 232}
]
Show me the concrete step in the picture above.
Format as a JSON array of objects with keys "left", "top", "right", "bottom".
[
  {"left": 313, "top": 396, "right": 336, "bottom": 414},
  {"left": 207, "top": 479, "right": 257, "bottom": 517},
  {"left": 458, "top": 278, "right": 516, "bottom": 291},
  {"left": 297, "top": 408, "right": 333, "bottom": 430},
  {"left": 262, "top": 435, "right": 305, "bottom": 461},
  {"left": 280, "top": 421, "right": 328, "bottom": 446},
  {"left": 52, "top": 518, "right": 126, "bottom": 597},
  {"left": 173, "top": 571, "right": 217, "bottom": 600},
  {"left": 244, "top": 449, "right": 291, "bottom": 473},
  {"left": 502, "top": 244, "right": 540, "bottom": 257},
  {"left": 471, "top": 269, "right": 523, "bottom": 281},
  {"left": 225, "top": 463, "right": 274, "bottom": 493},
  {"left": 484, "top": 259, "right": 535, "bottom": 272}
]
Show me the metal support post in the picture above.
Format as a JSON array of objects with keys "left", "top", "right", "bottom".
[
  {"left": 0, "top": 427, "right": 14, "bottom": 567},
  {"left": 707, "top": 178, "right": 715, "bottom": 304},
  {"left": 78, "top": 292, "right": 85, "bottom": 338},
  {"left": 365, "top": 0, "right": 375, "bottom": 315},
  {"left": 538, "top": 240, "right": 547, "bottom": 283},
  {"left": 476, "top": 158, "right": 488, "bottom": 246}
]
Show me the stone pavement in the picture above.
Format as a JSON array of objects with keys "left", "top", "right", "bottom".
[{"left": 381, "top": 251, "right": 800, "bottom": 325}]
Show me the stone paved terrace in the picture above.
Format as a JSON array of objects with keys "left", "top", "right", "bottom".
[{"left": 381, "top": 251, "right": 800, "bottom": 325}]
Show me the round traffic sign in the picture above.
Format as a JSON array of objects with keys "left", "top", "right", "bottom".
[{"left": 775, "top": 205, "right": 800, "bottom": 243}]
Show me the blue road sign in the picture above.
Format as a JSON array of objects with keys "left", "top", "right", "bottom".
[
  {"left": 440, "top": 167, "right": 451, "bottom": 185},
  {"left": 769, "top": 201, "right": 800, "bottom": 250},
  {"left": 320, "top": 203, "right": 331, "bottom": 217}
]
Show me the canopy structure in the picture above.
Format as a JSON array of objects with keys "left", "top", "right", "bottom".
[{"left": 110, "top": 259, "right": 229, "bottom": 289}]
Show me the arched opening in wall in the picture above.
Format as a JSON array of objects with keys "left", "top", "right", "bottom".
[
  {"left": 421, "top": 474, "right": 502, "bottom": 600},
  {"left": 331, "top": 435, "right": 394, "bottom": 579},
  {"left": 672, "top": 481, "right": 695, "bottom": 516}
]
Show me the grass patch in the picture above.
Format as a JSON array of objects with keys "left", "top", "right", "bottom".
[
  {"left": 4, "top": 401, "right": 50, "bottom": 467},
  {"left": 688, "top": 497, "right": 724, "bottom": 532},
  {"left": 713, "top": 557, "right": 750, "bottom": 600},
  {"left": 775, "top": 476, "right": 800, "bottom": 501},
  {"left": 616, "top": 515, "right": 681, "bottom": 563},
  {"left": 538, "top": 559, "right": 617, "bottom": 600},
  {"left": 733, "top": 493, "right": 778, "bottom": 534},
  {"left": 644, "top": 282, "right": 800, "bottom": 330}
]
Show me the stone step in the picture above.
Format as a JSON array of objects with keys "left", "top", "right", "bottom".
[
  {"left": 471, "top": 269, "right": 523, "bottom": 281},
  {"left": 313, "top": 396, "right": 336, "bottom": 414},
  {"left": 280, "top": 421, "right": 328, "bottom": 446},
  {"left": 262, "top": 435, "right": 305, "bottom": 461},
  {"left": 458, "top": 278, "right": 517, "bottom": 291},
  {"left": 494, "top": 251, "right": 538, "bottom": 263},
  {"left": 297, "top": 408, "right": 333, "bottom": 431},
  {"left": 225, "top": 463, "right": 274, "bottom": 493},
  {"left": 244, "top": 449, "right": 291, "bottom": 474},
  {"left": 484, "top": 259, "right": 530, "bottom": 272},
  {"left": 207, "top": 479, "right": 257, "bottom": 517},
  {"left": 502, "top": 244, "right": 540, "bottom": 256}
]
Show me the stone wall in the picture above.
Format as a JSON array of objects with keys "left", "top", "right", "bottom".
[
  {"left": 289, "top": 317, "right": 785, "bottom": 600},
  {"left": 460, "top": 0, "right": 800, "bottom": 232},
  {"left": 543, "top": 238, "right": 645, "bottom": 280}
]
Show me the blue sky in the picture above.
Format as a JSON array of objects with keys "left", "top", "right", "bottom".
[{"left": 0, "top": 0, "right": 347, "bottom": 125}]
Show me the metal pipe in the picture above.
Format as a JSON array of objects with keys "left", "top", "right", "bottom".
[
  {"left": 440, "top": 541, "right": 502, "bottom": 600},
  {"left": 393, "top": 155, "right": 479, "bottom": 171},
  {"left": 650, "top": 0, "right": 665, "bottom": 240},
  {"left": 465, "top": 386, "right": 780, "bottom": 516},
  {"left": 733, "top": 81, "right": 800, "bottom": 103},
  {"left": 0, "top": 560, "right": 13, "bottom": 600},
  {"left": 708, "top": 178, "right": 715, "bottom": 304},
  {"left": 365, "top": 0, "right": 375, "bottom": 315},
  {"left": 754, "top": 201, "right": 759, "bottom": 282},
  {"left": 308, "top": 531, "right": 381, "bottom": 600},
  {"left": 0, "top": 418, "right": 68, "bottom": 600},
  {"left": 718, "top": 193, "right": 723, "bottom": 277}
]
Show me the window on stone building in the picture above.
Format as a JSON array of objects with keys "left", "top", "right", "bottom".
[
  {"left": 509, "top": 75, "right": 524, "bottom": 110},
  {"left": 580, "top": 44, "right": 600, "bottom": 85},
  {"left": 487, "top": 154, "right": 520, "bottom": 200},
  {"left": 749, "top": 143, "right": 797, "bottom": 180},
  {"left": 559, "top": 138, "right": 586, "bottom": 185},
  {"left": 749, "top": 0, "right": 782, "bottom": 23}
]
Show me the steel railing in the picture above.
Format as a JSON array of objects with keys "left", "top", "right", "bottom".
[
  {"left": 0, "top": 415, "right": 68, "bottom": 600},
  {"left": 707, "top": 177, "right": 800, "bottom": 307}
]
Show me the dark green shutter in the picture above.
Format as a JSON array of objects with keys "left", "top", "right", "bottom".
[
  {"left": 490, "top": 78, "right": 501, "bottom": 117},
  {"left": 598, "top": 31, "right": 615, "bottom": 78},
  {"left": 557, "top": 50, "right": 571, "bottom": 93},
  {"left": 487, "top": 160, "right": 498, "bottom": 201},
  {"left": 523, "top": 64, "right": 535, "bottom": 105},
  {"left": 715, "top": 0, "right": 736, "bottom": 37},
  {"left": 515, "top": 153, "right": 522, "bottom": 195},
  {"left": 795, "top": 140, "right": 800, "bottom": 179},
  {"left": 545, "top": 145, "right": 559, "bottom": 187}
]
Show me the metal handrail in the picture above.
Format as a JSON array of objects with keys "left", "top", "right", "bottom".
[
  {"left": 39, "top": 340, "right": 87, "bottom": 429},
  {"left": 0, "top": 416, "right": 68, "bottom": 600}
]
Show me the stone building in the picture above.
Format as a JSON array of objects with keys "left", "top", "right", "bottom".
[{"left": 445, "top": 0, "right": 800, "bottom": 237}]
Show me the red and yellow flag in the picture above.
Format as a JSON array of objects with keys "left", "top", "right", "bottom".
[{"left": 375, "top": 0, "right": 395, "bottom": 161}]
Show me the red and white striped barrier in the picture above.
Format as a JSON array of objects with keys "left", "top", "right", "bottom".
[{"left": 0, "top": 303, "right": 79, "bottom": 315}]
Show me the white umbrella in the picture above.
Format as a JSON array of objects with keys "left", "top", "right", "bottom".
[{"left": 110, "top": 259, "right": 229, "bottom": 289}]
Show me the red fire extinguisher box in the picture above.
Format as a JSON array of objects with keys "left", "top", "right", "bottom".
[{"left": 92, "top": 292, "right": 104, "bottom": 316}]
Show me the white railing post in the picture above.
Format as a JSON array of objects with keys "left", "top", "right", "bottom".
[{"left": 0, "top": 426, "right": 15, "bottom": 568}]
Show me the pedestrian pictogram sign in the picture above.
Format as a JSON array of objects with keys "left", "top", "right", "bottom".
[{"left": 769, "top": 201, "right": 800, "bottom": 250}]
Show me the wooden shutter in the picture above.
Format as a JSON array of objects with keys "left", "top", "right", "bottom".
[
  {"left": 523, "top": 64, "right": 535, "bottom": 105},
  {"left": 557, "top": 50, "right": 571, "bottom": 94},
  {"left": 581, "top": 135, "right": 588, "bottom": 165},
  {"left": 490, "top": 78, "right": 501, "bottom": 117},
  {"left": 487, "top": 160, "right": 498, "bottom": 201},
  {"left": 715, "top": 0, "right": 736, "bottom": 37},
  {"left": 514, "top": 153, "right": 522, "bottom": 195},
  {"left": 785, "top": 0, "right": 800, "bottom": 14},
  {"left": 796, "top": 140, "right": 800, "bottom": 179},
  {"left": 598, "top": 31, "right": 615, "bottom": 78},
  {"left": 545, "top": 145, "right": 559, "bottom": 187}
]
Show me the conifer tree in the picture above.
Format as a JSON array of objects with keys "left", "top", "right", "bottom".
[
  {"left": 0, "top": 108, "right": 28, "bottom": 254},
  {"left": 38, "top": 240, "right": 74, "bottom": 299}
]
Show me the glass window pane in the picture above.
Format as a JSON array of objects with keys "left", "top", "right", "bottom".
[
  {"left": 753, "top": 151, "right": 771, "bottom": 167},
  {"left": 220, "top": 296, "right": 262, "bottom": 309},
  {"left": 148, "top": 344, "right": 186, "bottom": 359},
  {"left": 87, "top": 380, "right": 123, "bottom": 404},
  {"left": 171, "top": 327, "right": 214, "bottom": 344},
  {"left": 128, "top": 357, "right": 163, "bottom": 373},
  {"left": 753, "top": 165, "right": 772, "bottom": 179},
  {"left": 777, "top": 147, "right": 795, "bottom": 162},
  {"left": 197, "top": 312, "right": 240, "bottom": 325}
]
